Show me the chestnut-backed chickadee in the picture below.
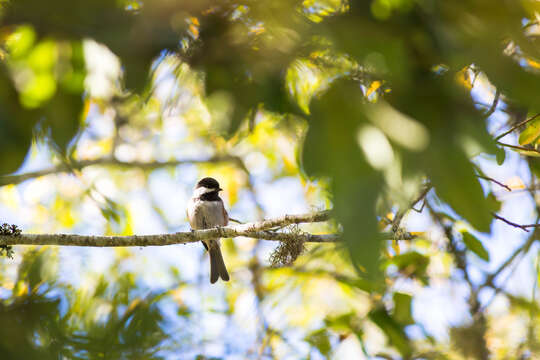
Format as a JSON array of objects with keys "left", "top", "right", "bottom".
[{"left": 187, "top": 177, "right": 230, "bottom": 283}]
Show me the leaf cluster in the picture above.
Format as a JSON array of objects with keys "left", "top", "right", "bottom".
[{"left": 0, "top": 248, "right": 175, "bottom": 360}]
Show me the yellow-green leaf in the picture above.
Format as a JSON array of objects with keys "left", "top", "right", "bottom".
[{"left": 518, "top": 116, "right": 540, "bottom": 145}]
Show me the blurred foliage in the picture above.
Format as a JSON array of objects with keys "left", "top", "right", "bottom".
[
  {"left": 1, "top": 0, "right": 540, "bottom": 358},
  {"left": 0, "top": 248, "right": 174, "bottom": 360}
]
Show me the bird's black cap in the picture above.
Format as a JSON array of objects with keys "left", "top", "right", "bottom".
[{"left": 196, "top": 177, "right": 221, "bottom": 189}]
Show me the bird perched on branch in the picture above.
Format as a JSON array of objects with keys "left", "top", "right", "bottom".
[{"left": 187, "top": 177, "right": 230, "bottom": 283}]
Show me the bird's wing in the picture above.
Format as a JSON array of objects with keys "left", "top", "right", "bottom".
[{"left": 221, "top": 200, "right": 229, "bottom": 226}]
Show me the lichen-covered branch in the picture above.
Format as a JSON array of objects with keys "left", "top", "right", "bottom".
[
  {"left": 0, "top": 211, "right": 338, "bottom": 247},
  {"left": 232, "top": 210, "right": 332, "bottom": 232}
]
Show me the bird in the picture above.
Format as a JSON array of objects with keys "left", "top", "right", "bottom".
[{"left": 187, "top": 177, "right": 230, "bottom": 283}]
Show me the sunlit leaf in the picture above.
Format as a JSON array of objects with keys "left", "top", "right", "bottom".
[
  {"left": 5, "top": 24, "right": 36, "bottom": 58},
  {"left": 455, "top": 67, "right": 472, "bottom": 90},
  {"left": 365, "top": 80, "right": 382, "bottom": 98},
  {"left": 519, "top": 115, "right": 540, "bottom": 146}
]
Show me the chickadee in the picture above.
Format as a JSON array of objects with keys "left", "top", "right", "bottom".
[{"left": 187, "top": 177, "right": 230, "bottom": 283}]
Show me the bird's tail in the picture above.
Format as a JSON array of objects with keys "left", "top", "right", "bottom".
[{"left": 209, "top": 245, "right": 230, "bottom": 283}]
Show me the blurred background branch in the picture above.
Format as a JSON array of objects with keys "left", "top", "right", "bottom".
[{"left": 0, "top": 155, "right": 241, "bottom": 187}]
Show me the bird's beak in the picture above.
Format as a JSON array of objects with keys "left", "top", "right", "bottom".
[{"left": 218, "top": 188, "right": 223, "bottom": 192}]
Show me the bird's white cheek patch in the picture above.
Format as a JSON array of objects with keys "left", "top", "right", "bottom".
[{"left": 193, "top": 186, "right": 215, "bottom": 198}]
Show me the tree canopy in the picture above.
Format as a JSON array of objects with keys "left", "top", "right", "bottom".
[{"left": 1, "top": 0, "right": 540, "bottom": 359}]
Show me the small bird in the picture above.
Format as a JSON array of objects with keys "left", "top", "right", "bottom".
[{"left": 187, "top": 177, "right": 230, "bottom": 283}]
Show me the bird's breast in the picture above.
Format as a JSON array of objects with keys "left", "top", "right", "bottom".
[{"left": 187, "top": 198, "right": 228, "bottom": 229}]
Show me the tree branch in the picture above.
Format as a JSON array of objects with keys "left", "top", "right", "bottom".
[
  {"left": 483, "top": 89, "right": 500, "bottom": 119},
  {"left": 483, "top": 234, "right": 536, "bottom": 288},
  {"left": 0, "top": 211, "right": 338, "bottom": 247},
  {"left": 0, "top": 155, "right": 239, "bottom": 186},
  {"left": 496, "top": 141, "right": 540, "bottom": 156},
  {"left": 495, "top": 113, "right": 540, "bottom": 141},
  {"left": 491, "top": 213, "right": 540, "bottom": 232},
  {"left": 426, "top": 201, "right": 482, "bottom": 316},
  {"left": 0, "top": 210, "right": 418, "bottom": 247},
  {"left": 476, "top": 175, "right": 511, "bottom": 192},
  {"left": 392, "top": 183, "right": 432, "bottom": 233},
  {"left": 232, "top": 210, "right": 332, "bottom": 233}
]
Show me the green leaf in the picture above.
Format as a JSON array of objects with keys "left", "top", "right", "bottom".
[
  {"left": 17, "top": 248, "right": 57, "bottom": 291},
  {"left": 387, "top": 74, "right": 494, "bottom": 233},
  {"left": 305, "top": 81, "right": 384, "bottom": 278},
  {"left": 42, "top": 89, "right": 84, "bottom": 152},
  {"left": 0, "top": 66, "right": 35, "bottom": 175},
  {"left": 306, "top": 329, "right": 332, "bottom": 357},
  {"left": 94, "top": 275, "right": 108, "bottom": 298},
  {"left": 388, "top": 251, "right": 430, "bottom": 284},
  {"left": 507, "top": 294, "right": 540, "bottom": 313},
  {"left": 518, "top": 116, "right": 540, "bottom": 145},
  {"left": 495, "top": 147, "right": 506, "bottom": 165},
  {"left": 330, "top": 19, "right": 411, "bottom": 86},
  {"left": 475, "top": 49, "right": 540, "bottom": 113},
  {"left": 334, "top": 274, "right": 380, "bottom": 293},
  {"left": 462, "top": 232, "right": 490, "bottom": 261},
  {"left": 325, "top": 313, "right": 364, "bottom": 343},
  {"left": 486, "top": 192, "right": 501, "bottom": 213},
  {"left": 393, "top": 293, "right": 414, "bottom": 326},
  {"left": 325, "top": 313, "right": 355, "bottom": 332},
  {"left": 3, "top": 0, "right": 180, "bottom": 93},
  {"left": 369, "top": 307, "right": 413, "bottom": 357},
  {"left": 459, "top": 115, "right": 499, "bottom": 157},
  {"left": 429, "top": 149, "right": 493, "bottom": 232},
  {"left": 450, "top": 322, "right": 489, "bottom": 360}
]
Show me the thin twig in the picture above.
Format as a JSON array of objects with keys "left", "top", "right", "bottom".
[
  {"left": 0, "top": 155, "right": 239, "bottom": 186},
  {"left": 426, "top": 201, "right": 480, "bottom": 313},
  {"left": 484, "top": 89, "right": 500, "bottom": 119},
  {"left": 392, "top": 184, "right": 432, "bottom": 233},
  {"left": 484, "top": 168, "right": 540, "bottom": 286},
  {"left": 476, "top": 175, "right": 511, "bottom": 192},
  {"left": 491, "top": 213, "right": 540, "bottom": 232},
  {"left": 496, "top": 141, "right": 540, "bottom": 156},
  {"left": 483, "top": 235, "right": 536, "bottom": 287},
  {"left": 479, "top": 259, "right": 523, "bottom": 316},
  {"left": 228, "top": 218, "right": 244, "bottom": 224},
  {"left": 495, "top": 113, "right": 540, "bottom": 141}
]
